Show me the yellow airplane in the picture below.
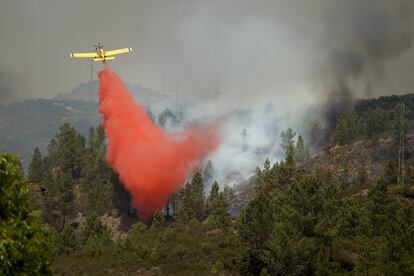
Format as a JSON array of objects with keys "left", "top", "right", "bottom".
[{"left": 70, "top": 43, "right": 132, "bottom": 62}]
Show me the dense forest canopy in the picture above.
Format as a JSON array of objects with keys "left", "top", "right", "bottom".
[
  {"left": 2, "top": 93, "right": 414, "bottom": 274},
  {"left": 334, "top": 94, "right": 414, "bottom": 145}
]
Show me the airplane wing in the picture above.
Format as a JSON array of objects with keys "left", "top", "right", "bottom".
[
  {"left": 105, "top": 47, "right": 132, "bottom": 56},
  {"left": 70, "top": 52, "right": 97, "bottom": 58},
  {"left": 94, "top": 57, "right": 115, "bottom": 61}
]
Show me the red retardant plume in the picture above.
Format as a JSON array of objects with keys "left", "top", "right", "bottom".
[{"left": 98, "top": 66, "right": 220, "bottom": 221}]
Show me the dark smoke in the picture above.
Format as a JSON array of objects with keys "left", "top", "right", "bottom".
[{"left": 322, "top": 0, "right": 414, "bottom": 130}]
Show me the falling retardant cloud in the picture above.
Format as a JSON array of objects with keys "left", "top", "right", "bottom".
[{"left": 98, "top": 65, "right": 220, "bottom": 220}]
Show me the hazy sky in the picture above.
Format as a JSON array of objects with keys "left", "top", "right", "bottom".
[{"left": 1, "top": 0, "right": 413, "bottom": 111}]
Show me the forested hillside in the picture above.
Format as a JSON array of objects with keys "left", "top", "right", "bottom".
[
  {"left": 19, "top": 122, "right": 414, "bottom": 274},
  {"left": 334, "top": 94, "right": 414, "bottom": 145},
  {"left": 2, "top": 93, "right": 414, "bottom": 274}
]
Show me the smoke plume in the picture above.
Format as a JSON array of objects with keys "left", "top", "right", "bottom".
[
  {"left": 0, "top": 68, "right": 18, "bottom": 105},
  {"left": 98, "top": 66, "right": 220, "bottom": 220},
  {"left": 322, "top": 0, "right": 414, "bottom": 128}
]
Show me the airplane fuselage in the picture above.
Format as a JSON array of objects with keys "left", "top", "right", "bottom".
[
  {"left": 70, "top": 44, "right": 131, "bottom": 62},
  {"left": 97, "top": 48, "right": 105, "bottom": 58}
]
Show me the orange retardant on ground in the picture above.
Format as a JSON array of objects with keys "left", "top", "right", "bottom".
[{"left": 98, "top": 66, "right": 220, "bottom": 220}]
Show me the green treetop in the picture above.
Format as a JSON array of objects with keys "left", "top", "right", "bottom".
[
  {"left": 0, "top": 153, "right": 52, "bottom": 275},
  {"left": 177, "top": 171, "right": 205, "bottom": 221},
  {"left": 28, "top": 147, "right": 44, "bottom": 182},
  {"left": 280, "top": 128, "right": 296, "bottom": 153}
]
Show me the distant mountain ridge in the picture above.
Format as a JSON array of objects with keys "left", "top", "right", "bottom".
[
  {"left": 0, "top": 79, "right": 194, "bottom": 167},
  {"left": 53, "top": 80, "right": 190, "bottom": 115},
  {"left": 0, "top": 99, "right": 100, "bottom": 167}
]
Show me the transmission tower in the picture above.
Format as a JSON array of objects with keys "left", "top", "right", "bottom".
[
  {"left": 86, "top": 61, "right": 98, "bottom": 101},
  {"left": 175, "top": 84, "right": 183, "bottom": 117},
  {"left": 175, "top": 84, "right": 179, "bottom": 108},
  {"left": 88, "top": 60, "right": 94, "bottom": 82},
  {"left": 397, "top": 102, "right": 405, "bottom": 186},
  {"left": 161, "top": 72, "right": 166, "bottom": 95},
  {"left": 211, "top": 75, "right": 223, "bottom": 115}
]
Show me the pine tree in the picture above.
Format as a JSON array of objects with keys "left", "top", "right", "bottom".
[
  {"left": 295, "top": 135, "right": 306, "bottom": 162},
  {"left": 255, "top": 166, "right": 262, "bottom": 177},
  {"left": 210, "top": 189, "right": 230, "bottom": 231},
  {"left": 151, "top": 211, "right": 165, "bottom": 228},
  {"left": 146, "top": 109, "right": 155, "bottom": 123},
  {"left": 27, "top": 147, "right": 45, "bottom": 209},
  {"left": 188, "top": 171, "right": 205, "bottom": 221},
  {"left": 334, "top": 111, "right": 361, "bottom": 144},
  {"left": 263, "top": 176, "right": 343, "bottom": 275},
  {"left": 87, "top": 126, "right": 96, "bottom": 150},
  {"left": 358, "top": 180, "right": 414, "bottom": 274},
  {"left": 44, "top": 138, "right": 58, "bottom": 169},
  {"left": 203, "top": 160, "right": 216, "bottom": 188},
  {"left": 54, "top": 123, "right": 86, "bottom": 179},
  {"left": 309, "top": 120, "right": 324, "bottom": 148},
  {"left": 158, "top": 108, "right": 180, "bottom": 128},
  {"left": 85, "top": 177, "right": 114, "bottom": 216},
  {"left": 0, "top": 153, "right": 51, "bottom": 275},
  {"left": 304, "top": 144, "right": 310, "bottom": 161},
  {"left": 206, "top": 181, "right": 219, "bottom": 216},
  {"left": 56, "top": 226, "right": 79, "bottom": 255},
  {"left": 238, "top": 192, "right": 271, "bottom": 249},
  {"left": 223, "top": 184, "right": 236, "bottom": 205},
  {"left": 209, "top": 181, "right": 219, "bottom": 202},
  {"left": 340, "top": 162, "right": 350, "bottom": 188},
  {"left": 263, "top": 158, "right": 271, "bottom": 171},
  {"left": 285, "top": 144, "right": 295, "bottom": 168},
  {"left": 82, "top": 213, "right": 111, "bottom": 243},
  {"left": 367, "top": 177, "right": 391, "bottom": 235},
  {"left": 95, "top": 125, "right": 106, "bottom": 149},
  {"left": 384, "top": 160, "right": 398, "bottom": 184},
  {"left": 82, "top": 133, "right": 114, "bottom": 216},
  {"left": 365, "top": 107, "right": 387, "bottom": 139},
  {"left": 81, "top": 213, "right": 112, "bottom": 256},
  {"left": 43, "top": 170, "right": 75, "bottom": 231},
  {"left": 28, "top": 147, "right": 44, "bottom": 181},
  {"left": 355, "top": 160, "right": 368, "bottom": 187},
  {"left": 176, "top": 172, "right": 205, "bottom": 221},
  {"left": 280, "top": 128, "right": 296, "bottom": 153}
]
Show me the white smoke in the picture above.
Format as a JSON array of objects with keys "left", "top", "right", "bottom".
[{"left": 161, "top": 99, "right": 301, "bottom": 187}]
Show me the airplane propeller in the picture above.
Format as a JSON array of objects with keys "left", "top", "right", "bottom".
[{"left": 94, "top": 43, "right": 103, "bottom": 50}]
